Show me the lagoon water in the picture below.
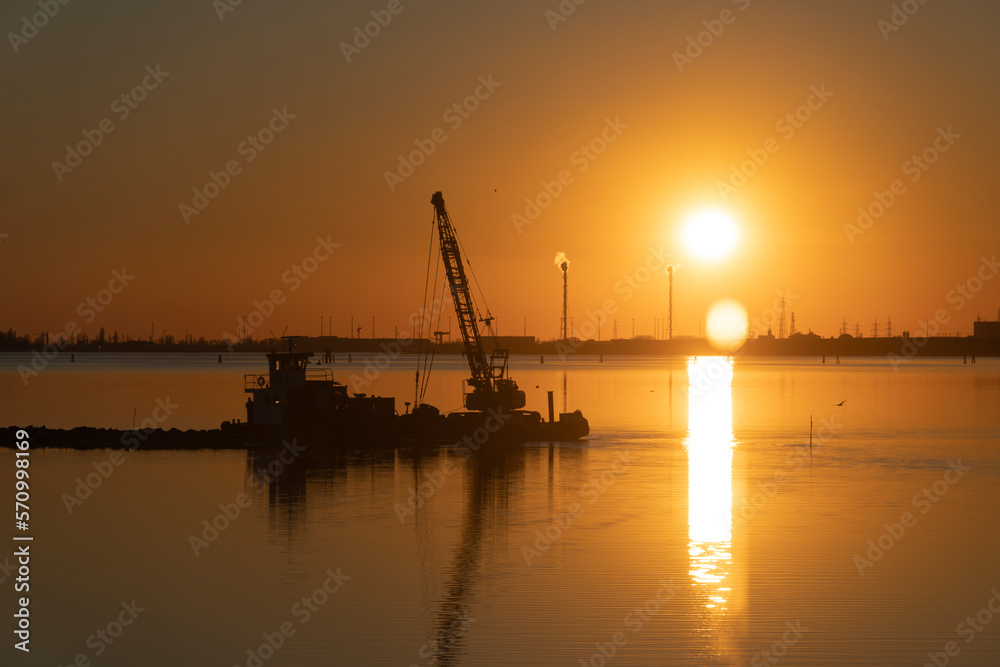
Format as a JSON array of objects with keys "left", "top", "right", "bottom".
[{"left": 1, "top": 353, "right": 998, "bottom": 666}]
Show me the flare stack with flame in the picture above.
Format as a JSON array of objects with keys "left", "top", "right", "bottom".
[{"left": 555, "top": 253, "right": 569, "bottom": 339}]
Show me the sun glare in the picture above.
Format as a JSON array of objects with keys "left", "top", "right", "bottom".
[
  {"left": 682, "top": 209, "right": 739, "bottom": 261},
  {"left": 706, "top": 300, "right": 748, "bottom": 352}
]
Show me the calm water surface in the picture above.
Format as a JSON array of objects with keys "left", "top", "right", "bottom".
[{"left": 1, "top": 353, "right": 998, "bottom": 666}]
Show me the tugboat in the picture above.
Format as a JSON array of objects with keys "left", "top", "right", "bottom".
[
  {"left": 221, "top": 191, "right": 589, "bottom": 447},
  {"left": 221, "top": 337, "right": 399, "bottom": 443}
]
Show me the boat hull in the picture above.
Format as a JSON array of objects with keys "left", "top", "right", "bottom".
[{"left": 219, "top": 407, "right": 589, "bottom": 448}]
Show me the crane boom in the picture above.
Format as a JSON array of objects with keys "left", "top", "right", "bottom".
[
  {"left": 431, "top": 191, "right": 491, "bottom": 391},
  {"left": 430, "top": 191, "right": 524, "bottom": 412}
]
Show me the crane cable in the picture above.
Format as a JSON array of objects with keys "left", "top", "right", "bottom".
[
  {"left": 418, "top": 214, "right": 446, "bottom": 405},
  {"left": 415, "top": 215, "right": 439, "bottom": 407},
  {"left": 418, "top": 278, "right": 447, "bottom": 405}
]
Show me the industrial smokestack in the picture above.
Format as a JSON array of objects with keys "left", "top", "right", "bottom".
[{"left": 554, "top": 252, "right": 569, "bottom": 340}]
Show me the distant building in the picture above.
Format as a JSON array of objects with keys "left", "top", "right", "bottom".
[
  {"left": 756, "top": 328, "right": 775, "bottom": 342},
  {"left": 973, "top": 321, "right": 1000, "bottom": 338}
]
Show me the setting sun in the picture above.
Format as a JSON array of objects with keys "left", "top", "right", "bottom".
[{"left": 682, "top": 209, "right": 739, "bottom": 261}]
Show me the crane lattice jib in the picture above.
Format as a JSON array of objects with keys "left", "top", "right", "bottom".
[{"left": 430, "top": 192, "right": 492, "bottom": 393}]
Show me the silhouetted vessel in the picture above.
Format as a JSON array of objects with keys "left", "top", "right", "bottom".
[
  {"left": 220, "top": 336, "right": 588, "bottom": 446},
  {"left": 222, "top": 191, "right": 589, "bottom": 446}
]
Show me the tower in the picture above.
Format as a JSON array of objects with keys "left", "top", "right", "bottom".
[
  {"left": 667, "top": 265, "right": 675, "bottom": 340},
  {"left": 555, "top": 252, "right": 570, "bottom": 340},
  {"left": 561, "top": 261, "right": 568, "bottom": 339}
]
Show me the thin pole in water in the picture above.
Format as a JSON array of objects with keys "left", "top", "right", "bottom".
[{"left": 131, "top": 407, "right": 137, "bottom": 431}]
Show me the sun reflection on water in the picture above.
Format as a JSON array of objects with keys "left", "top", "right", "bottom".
[{"left": 686, "top": 357, "right": 735, "bottom": 611}]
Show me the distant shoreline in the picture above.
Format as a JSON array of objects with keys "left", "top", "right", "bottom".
[{"left": 1, "top": 333, "right": 998, "bottom": 358}]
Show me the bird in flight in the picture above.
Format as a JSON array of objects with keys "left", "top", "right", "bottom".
[{"left": 834, "top": 400, "right": 846, "bottom": 406}]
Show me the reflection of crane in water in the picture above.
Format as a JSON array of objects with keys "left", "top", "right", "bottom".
[{"left": 413, "top": 449, "right": 523, "bottom": 666}]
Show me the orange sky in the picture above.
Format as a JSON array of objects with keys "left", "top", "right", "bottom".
[{"left": 3, "top": 0, "right": 999, "bottom": 341}]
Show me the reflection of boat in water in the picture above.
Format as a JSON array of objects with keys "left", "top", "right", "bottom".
[{"left": 222, "top": 192, "right": 588, "bottom": 448}]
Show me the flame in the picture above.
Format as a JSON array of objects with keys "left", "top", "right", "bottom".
[{"left": 554, "top": 252, "right": 569, "bottom": 271}]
